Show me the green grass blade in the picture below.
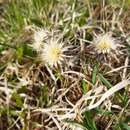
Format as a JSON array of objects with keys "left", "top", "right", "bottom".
[
  {"left": 98, "top": 73, "right": 112, "bottom": 89},
  {"left": 92, "top": 64, "right": 99, "bottom": 85}
]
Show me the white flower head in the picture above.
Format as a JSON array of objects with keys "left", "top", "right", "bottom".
[
  {"left": 41, "top": 38, "right": 67, "bottom": 67},
  {"left": 33, "top": 29, "right": 48, "bottom": 51},
  {"left": 93, "top": 33, "right": 116, "bottom": 54}
]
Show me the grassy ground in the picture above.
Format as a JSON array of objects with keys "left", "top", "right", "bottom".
[{"left": 0, "top": 0, "right": 130, "bottom": 130}]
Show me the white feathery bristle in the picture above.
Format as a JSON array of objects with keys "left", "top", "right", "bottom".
[
  {"left": 41, "top": 39, "right": 66, "bottom": 67},
  {"left": 93, "top": 33, "right": 117, "bottom": 54},
  {"left": 33, "top": 29, "right": 48, "bottom": 51}
]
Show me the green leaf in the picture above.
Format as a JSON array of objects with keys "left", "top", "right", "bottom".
[
  {"left": 92, "top": 64, "right": 99, "bottom": 85},
  {"left": 39, "top": 85, "right": 49, "bottom": 107},
  {"left": 95, "top": 108, "right": 113, "bottom": 116},
  {"left": 31, "top": 18, "right": 44, "bottom": 27},
  {"left": 22, "top": 44, "right": 36, "bottom": 57},
  {"left": 83, "top": 111, "right": 97, "bottom": 130},
  {"left": 64, "top": 119, "right": 88, "bottom": 130},
  {"left": 120, "top": 123, "right": 130, "bottom": 130},
  {"left": 98, "top": 73, "right": 112, "bottom": 89},
  {"left": 16, "top": 46, "right": 23, "bottom": 62},
  {"left": 82, "top": 80, "right": 87, "bottom": 94},
  {"left": 12, "top": 92, "right": 23, "bottom": 108}
]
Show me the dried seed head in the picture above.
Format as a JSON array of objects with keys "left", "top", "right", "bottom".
[
  {"left": 33, "top": 29, "right": 48, "bottom": 51},
  {"left": 93, "top": 33, "right": 116, "bottom": 54},
  {"left": 41, "top": 38, "right": 66, "bottom": 67}
]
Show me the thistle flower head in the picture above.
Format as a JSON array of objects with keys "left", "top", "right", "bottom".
[
  {"left": 41, "top": 39, "right": 66, "bottom": 67},
  {"left": 33, "top": 29, "right": 48, "bottom": 51},
  {"left": 93, "top": 33, "right": 116, "bottom": 54}
]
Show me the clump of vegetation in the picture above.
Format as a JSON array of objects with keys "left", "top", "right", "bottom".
[{"left": 0, "top": 0, "right": 130, "bottom": 130}]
